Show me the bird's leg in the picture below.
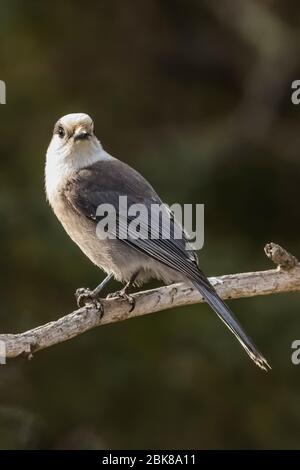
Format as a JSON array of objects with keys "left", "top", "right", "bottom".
[
  {"left": 75, "top": 273, "right": 114, "bottom": 309},
  {"left": 106, "top": 272, "right": 139, "bottom": 312}
]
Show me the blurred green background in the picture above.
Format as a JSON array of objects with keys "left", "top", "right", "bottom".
[{"left": 1, "top": 0, "right": 300, "bottom": 449}]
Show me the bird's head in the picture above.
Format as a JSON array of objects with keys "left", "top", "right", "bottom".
[
  {"left": 45, "top": 113, "right": 109, "bottom": 197},
  {"left": 52, "top": 112, "right": 95, "bottom": 148},
  {"left": 46, "top": 113, "right": 104, "bottom": 167}
]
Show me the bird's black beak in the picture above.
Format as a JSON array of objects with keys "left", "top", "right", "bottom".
[{"left": 74, "top": 130, "right": 90, "bottom": 141}]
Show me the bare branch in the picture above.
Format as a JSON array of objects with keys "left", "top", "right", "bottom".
[
  {"left": 1, "top": 243, "right": 299, "bottom": 359},
  {"left": 264, "top": 242, "right": 298, "bottom": 270}
]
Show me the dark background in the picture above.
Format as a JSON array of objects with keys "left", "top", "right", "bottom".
[{"left": 1, "top": 0, "right": 300, "bottom": 449}]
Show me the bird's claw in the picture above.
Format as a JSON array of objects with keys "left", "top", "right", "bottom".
[
  {"left": 75, "top": 287, "right": 93, "bottom": 307},
  {"left": 107, "top": 290, "right": 135, "bottom": 312},
  {"left": 75, "top": 287, "right": 104, "bottom": 317}
]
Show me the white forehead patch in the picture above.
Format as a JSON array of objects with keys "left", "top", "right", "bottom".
[{"left": 58, "top": 113, "right": 93, "bottom": 129}]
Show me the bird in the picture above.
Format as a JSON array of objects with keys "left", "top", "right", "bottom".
[{"left": 45, "top": 112, "right": 270, "bottom": 371}]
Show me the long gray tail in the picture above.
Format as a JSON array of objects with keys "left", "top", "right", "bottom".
[{"left": 193, "top": 281, "right": 271, "bottom": 371}]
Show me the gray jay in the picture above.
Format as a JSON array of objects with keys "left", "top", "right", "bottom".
[{"left": 45, "top": 113, "right": 270, "bottom": 371}]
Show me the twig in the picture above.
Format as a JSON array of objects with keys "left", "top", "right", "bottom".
[{"left": 1, "top": 243, "right": 299, "bottom": 359}]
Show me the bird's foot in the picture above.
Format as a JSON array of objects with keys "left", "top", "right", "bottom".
[
  {"left": 75, "top": 287, "right": 104, "bottom": 317},
  {"left": 106, "top": 289, "right": 135, "bottom": 312},
  {"left": 75, "top": 287, "right": 94, "bottom": 307}
]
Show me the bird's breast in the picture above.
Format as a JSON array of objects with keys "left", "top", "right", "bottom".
[{"left": 47, "top": 185, "right": 114, "bottom": 271}]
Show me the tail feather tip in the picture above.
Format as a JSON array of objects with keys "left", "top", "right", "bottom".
[{"left": 251, "top": 353, "right": 271, "bottom": 372}]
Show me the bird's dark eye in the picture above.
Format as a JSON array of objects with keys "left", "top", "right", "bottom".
[{"left": 57, "top": 126, "right": 65, "bottom": 138}]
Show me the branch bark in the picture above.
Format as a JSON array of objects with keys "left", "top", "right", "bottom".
[{"left": 1, "top": 243, "right": 299, "bottom": 359}]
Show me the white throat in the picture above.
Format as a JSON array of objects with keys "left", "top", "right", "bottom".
[{"left": 45, "top": 137, "right": 113, "bottom": 202}]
